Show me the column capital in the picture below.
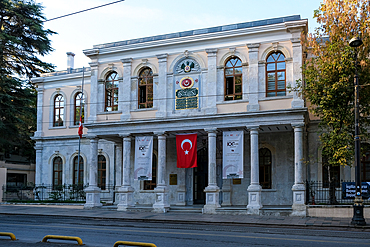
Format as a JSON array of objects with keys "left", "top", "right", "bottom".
[
  {"left": 204, "top": 128, "right": 217, "bottom": 134},
  {"left": 156, "top": 53, "right": 168, "bottom": 62},
  {"left": 247, "top": 125, "right": 259, "bottom": 132},
  {"left": 154, "top": 131, "right": 167, "bottom": 136},
  {"left": 205, "top": 48, "right": 218, "bottom": 56},
  {"left": 246, "top": 43, "right": 260, "bottom": 51},
  {"left": 292, "top": 123, "right": 305, "bottom": 129},
  {"left": 36, "top": 86, "right": 44, "bottom": 93},
  {"left": 121, "top": 58, "right": 133, "bottom": 66},
  {"left": 87, "top": 134, "right": 99, "bottom": 140},
  {"left": 89, "top": 62, "right": 99, "bottom": 69},
  {"left": 119, "top": 133, "right": 131, "bottom": 138}
]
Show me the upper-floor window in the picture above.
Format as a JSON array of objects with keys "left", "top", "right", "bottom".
[
  {"left": 74, "top": 92, "right": 85, "bottom": 125},
  {"left": 98, "top": 155, "right": 106, "bottom": 190},
  {"left": 53, "top": 94, "right": 64, "bottom": 127},
  {"left": 266, "top": 52, "right": 286, "bottom": 97},
  {"left": 105, "top": 72, "right": 119, "bottom": 111},
  {"left": 53, "top": 157, "right": 63, "bottom": 188},
  {"left": 224, "top": 57, "right": 242, "bottom": 101},
  {"left": 259, "top": 148, "right": 272, "bottom": 189},
  {"left": 138, "top": 68, "right": 153, "bottom": 109},
  {"left": 73, "top": 155, "right": 84, "bottom": 185}
]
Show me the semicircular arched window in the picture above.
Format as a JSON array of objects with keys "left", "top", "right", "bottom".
[
  {"left": 105, "top": 72, "right": 119, "bottom": 112},
  {"left": 53, "top": 157, "right": 63, "bottom": 188},
  {"left": 73, "top": 155, "right": 84, "bottom": 186},
  {"left": 138, "top": 68, "right": 153, "bottom": 109},
  {"left": 98, "top": 155, "right": 106, "bottom": 190},
  {"left": 266, "top": 52, "right": 286, "bottom": 97},
  {"left": 53, "top": 94, "right": 64, "bottom": 127},
  {"left": 74, "top": 92, "right": 85, "bottom": 125},
  {"left": 224, "top": 57, "right": 242, "bottom": 101}
]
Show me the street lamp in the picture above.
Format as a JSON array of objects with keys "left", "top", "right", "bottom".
[{"left": 349, "top": 36, "right": 366, "bottom": 226}]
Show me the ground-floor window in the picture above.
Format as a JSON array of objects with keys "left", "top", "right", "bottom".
[
  {"left": 53, "top": 157, "right": 63, "bottom": 189},
  {"left": 73, "top": 156, "right": 84, "bottom": 186},
  {"left": 259, "top": 148, "right": 272, "bottom": 189},
  {"left": 361, "top": 148, "right": 370, "bottom": 182},
  {"left": 98, "top": 155, "right": 106, "bottom": 190}
]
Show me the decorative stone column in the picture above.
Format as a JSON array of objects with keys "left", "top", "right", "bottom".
[
  {"left": 84, "top": 136, "right": 102, "bottom": 209},
  {"left": 120, "top": 58, "right": 132, "bottom": 120},
  {"left": 117, "top": 134, "right": 134, "bottom": 210},
  {"left": 156, "top": 54, "right": 168, "bottom": 118},
  {"left": 247, "top": 43, "right": 260, "bottom": 112},
  {"left": 203, "top": 128, "right": 220, "bottom": 214},
  {"left": 34, "top": 83, "right": 44, "bottom": 137},
  {"left": 153, "top": 132, "right": 170, "bottom": 212},
  {"left": 291, "top": 123, "right": 306, "bottom": 216},
  {"left": 35, "top": 142, "right": 43, "bottom": 185},
  {"left": 247, "top": 126, "right": 262, "bottom": 214},
  {"left": 114, "top": 143, "right": 123, "bottom": 204},
  {"left": 205, "top": 48, "right": 218, "bottom": 114}
]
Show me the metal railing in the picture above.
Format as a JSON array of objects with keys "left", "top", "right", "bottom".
[{"left": 306, "top": 180, "right": 370, "bottom": 205}]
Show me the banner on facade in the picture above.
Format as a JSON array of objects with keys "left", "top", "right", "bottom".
[
  {"left": 134, "top": 136, "right": 153, "bottom": 180},
  {"left": 176, "top": 133, "right": 197, "bottom": 168},
  {"left": 223, "top": 131, "right": 244, "bottom": 179}
]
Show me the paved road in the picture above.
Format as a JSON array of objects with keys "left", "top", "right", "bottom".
[{"left": 1, "top": 215, "right": 370, "bottom": 247}]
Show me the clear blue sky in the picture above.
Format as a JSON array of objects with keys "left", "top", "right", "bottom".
[{"left": 37, "top": 0, "right": 323, "bottom": 71}]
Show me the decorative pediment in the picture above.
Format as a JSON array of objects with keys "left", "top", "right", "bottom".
[{"left": 175, "top": 58, "right": 201, "bottom": 75}]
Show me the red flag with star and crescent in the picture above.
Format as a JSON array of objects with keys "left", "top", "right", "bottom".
[{"left": 176, "top": 134, "right": 197, "bottom": 168}]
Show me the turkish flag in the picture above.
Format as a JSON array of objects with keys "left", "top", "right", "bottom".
[
  {"left": 78, "top": 116, "right": 83, "bottom": 138},
  {"left": 176, "top": 134, "right": 197, "bottom": 168}
]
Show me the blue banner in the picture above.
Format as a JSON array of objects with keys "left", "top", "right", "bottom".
[{"left": 342, "top": 182, "right": 370, "bottom": 199}]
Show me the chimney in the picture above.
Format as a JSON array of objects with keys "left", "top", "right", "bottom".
[{"left": 67, "top": 52, "right": 75, "bottom": 73}]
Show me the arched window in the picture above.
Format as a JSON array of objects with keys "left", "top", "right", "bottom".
[
  {"left": 266, "top": 52, "right": 286, "bottom": 97},
  {"left": 53, "top": 94, "right": 64, "bottom": 127},
  {"left": 98, "top": 155, "right": 106, "bottom": 190},
  {"left": 224, "top": 57, "right": 242, "bottom": 101},
  {"left": 259, "top": 148, "right": 272, "bottom": 189},
  {"left": 144, "top": 153, "right": 157, "bottom": 190},
  {"left": 73, "top": 156, "right": 84, "bottom": 185},
  {"left": 105, "top": 72, "right": 119, "bottom": 111},
  {"left": 74, "top": 92, "right": 85, "bottom": 125},
  {"left": 138, "top": 68, "right": 153, "bottom": 109},
  {"left": 53, "top": 157, "right": 63, "bottom": 188}
]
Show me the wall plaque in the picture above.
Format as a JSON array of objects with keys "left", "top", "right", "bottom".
[{"left": 170, "top": 174, "right": 178, "bottom": 185}]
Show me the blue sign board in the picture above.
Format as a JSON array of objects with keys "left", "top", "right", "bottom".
[{"left": 342, "top": 182, "right": 370, "bottom": 199}]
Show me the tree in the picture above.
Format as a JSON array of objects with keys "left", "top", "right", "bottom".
[
  {"left": 300, "top": 0, "right": 370, "bottom": 172},
  {"left": 0, "top": 0, "right": 55, "bottom": 161}
]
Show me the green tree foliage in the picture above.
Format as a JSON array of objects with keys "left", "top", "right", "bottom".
[
  {"left": 302, "top": 0, "right": 370, "bottom": 168},
  {"left": 0, "top": 0, "right": 55, "bottom": 161}
]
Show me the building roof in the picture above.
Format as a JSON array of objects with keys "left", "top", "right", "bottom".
[{"left": 93, "top": 15, "right": 301, "bottom": 49}]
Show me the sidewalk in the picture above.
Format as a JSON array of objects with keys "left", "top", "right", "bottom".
[{"left": 0, "top": 204, "right": 369, "bottom": 230}]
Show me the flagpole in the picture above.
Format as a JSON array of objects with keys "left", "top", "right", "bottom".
[{"left": 77, "top": 67, "right": 85, "bottom": 193}]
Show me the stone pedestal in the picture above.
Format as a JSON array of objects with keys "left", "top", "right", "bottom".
[
  {"left": 176, "top": 185, "right": 186, "bottom": 206},
  {"left": 84, "top": 186, "right": 102, "bottom": 209},
  {"left": 291, "top": 184, "right": 306, "bottom": 216},
  {"left": 117, "top": 186, "right": 134, "bottom": 211},
  {"left": 153, "top": 186, "right": 170, "bottom": 213},
  {"left": 221, "top": 179, "right": 232, "bottom": 206},
  {"left": 247, "top": 184, "right": 262, "bottom": 215},
  {"left": 203, "top": 185, "right": 220, "bottom": 214}
]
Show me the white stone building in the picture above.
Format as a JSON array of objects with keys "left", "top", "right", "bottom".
[{"left": 32, "top": 15, "right": 351, "bottom": 216}]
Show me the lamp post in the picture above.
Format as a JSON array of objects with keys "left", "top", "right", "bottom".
[{"left": 349, "top": 36, "right": 366, "bottom": 226}]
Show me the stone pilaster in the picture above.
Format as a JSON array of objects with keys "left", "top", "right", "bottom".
[
  {"left": 247, "top": 43, "right": 260, "bottom": 112},
  {"left": 205, "top": 48, "right": 218, "bottom": 114},
  {"left": 35, "top": 84, "right": 44, "bottom": 137},
  {"left": 35, "top": 142, "right": 43, "bottom": 185},
  {"left": 114, "top": 142, "right": 123, "bottom": 204},
  {"left": 117, "top": 134, "right": 134, "bottom": 210},
  {"left": 247, "top": 126, "right": 262, "bottom": 214},
  {"left": 120, "top": 58, "right": 132, "bottom": 120},
  {"left": 221, "top": 179, "right": 232, "bottom": 206},
  {"left": 203, "top": 128, "right": 220, "bottom": 214},
  {"left": 291, "top": 123, "right": 306, "bottom": 216},
  {"left": 288, "top": 26, "right": 305, "bottom": 108},
  {"left": 88, "top": 62, "right": 98, "bottom": 123},
  {"left": 156, "top": 54, "right": 168, "bottom": 118},
  {"left": 153, "top": 132, "right": 170, "bottom": 213},
  {"left": 84, "top": 136, "right": 102, "bottom": 209}
]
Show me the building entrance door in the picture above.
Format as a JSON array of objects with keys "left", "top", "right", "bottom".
[{"left": 193, "top": 147, "right": 208, "bottom": 204}]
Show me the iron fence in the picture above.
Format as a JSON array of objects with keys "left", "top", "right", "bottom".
[
  {"left": 306, "top": 180, "right": 370, "bottom": 205},
  {"left": 1, "top": 184, "right": 114, "bottom": 202}
]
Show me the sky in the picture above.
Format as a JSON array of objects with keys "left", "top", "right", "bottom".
[{"left": 36, "top": 0, "right": 324, "bottom": 71}]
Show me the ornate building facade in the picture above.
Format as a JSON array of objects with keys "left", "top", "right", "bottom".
[{"left": 32, "top": 15, "right": 337, "bottom": 216}]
